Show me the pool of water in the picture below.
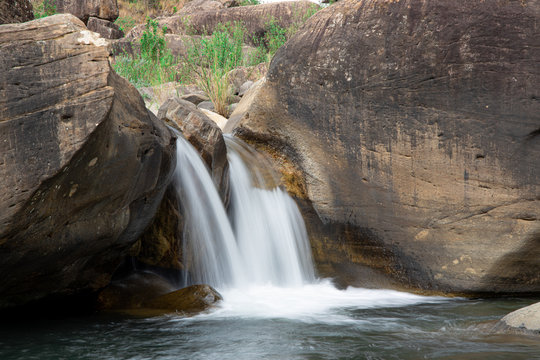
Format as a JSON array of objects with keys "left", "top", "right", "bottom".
[{"left": 1, "top": 281, "right": 539, "bottom": 360}]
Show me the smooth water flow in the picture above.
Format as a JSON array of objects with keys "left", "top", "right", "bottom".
[{"left": 174, "top": 135, "right": 314, "bottom": 289}]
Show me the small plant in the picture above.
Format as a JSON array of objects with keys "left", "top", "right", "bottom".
[
  {"left": 185, "top": 23, "right": 245, "bottom": 116},
  {"left": 115, "top": 16, "right": 136, "bottom": 33},
  {"left": 264, "top": 17, "right": 288, "bottom": 58},
  {"left": 238, "top": 0, "right": 259, "bottom": 6},
  {"left": 113, "top": 18, "right": 176, "bottom": 88},
  {"left": 33, "top": 0, "right": 56, "bottom": 18}
]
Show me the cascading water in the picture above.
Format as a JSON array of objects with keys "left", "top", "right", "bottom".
[
  {"left": 174, "top": 134, "right": 314, "bottom": 289},
  {"left": 173, "top": 132, "right": 445, "bottom": 322}
]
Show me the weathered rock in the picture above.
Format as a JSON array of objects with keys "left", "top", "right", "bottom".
[
  {"left": 230, "top": 0, "right": 540, "bottom": 294},
  {"left": 158, "top": 98, "right": 230, "bottom": 205},
  {"left": 136, "top": 1, "right": 319, "bottom": 46},
  {"left": 227, "top": 64, "right": 268, "bottom": 96},
  {"left": 96, "top": 271, "right": 176, "bottom": 310},
  {"left": 493, "top": 302, "right": 540, "bottom": 336},
  {"left": 55, "top": 0, "right": 119, "bottom": 23},
  {"left": 138, "top": 82, "right": 203, "bottom": 115},
  {"left": 238, "top": 80, "right": 254, "bottom": 97},
  {"left": 143, "top": 284, "right": 222, "bottom": 314},
  {"left": 0, "top": 14, "right": 175, "bottom": 309},
  {"left": 178, "top": 0, "right": 224, "bottom": 16},
  {"left": 0, "top": 0, "right": 34, "bottom": 24},
  {"left": 197, "top": 100, "right": 215, "bottom": 112},
  {"left": 130, "top": 185, "right": 183, "bottom": 270},
  {"left": 87, "top": 16, "right": 123, "bottom": 39},
  {"left": 200, "top": 108, "right": 228, "bottom": 130},
  {"left": 181, "top": 93, "right": 210, "bottom": 106}
]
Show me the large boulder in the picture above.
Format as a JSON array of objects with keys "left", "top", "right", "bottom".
[
  {"left": 0, "top": 0, "right": 34, "bottom": 24},
  {"left": 230, "top": 0, "right": 540, "bottom": 294},
  {"left": 494, "top": 302, "right": 540, "bottom": 336},
  {"left": 55, "top": 0, "right": 119, "bottom": 23},
  {"left": 159, "top": 97, "right": 230, "bottom": 205},
  {"left": 126, "top": 1, "right": 319, "bottom": 46},
  {"left": 0, "top": 14, "right": 176, "bottom": 309}
]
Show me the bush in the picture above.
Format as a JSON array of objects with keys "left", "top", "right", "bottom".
[
  {"left": 185, "top": 23, "right": 245, "bottom": 116},
  {"left": 33, "top": 0, "right": 56, "bottom": 18},
  {"left": 112, "top": 18, "right": 176, "bottom": 88}
]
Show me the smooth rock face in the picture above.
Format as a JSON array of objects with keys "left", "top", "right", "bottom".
[
  {"left": 0, "top": 0, "right": 34, "bottom": 24},
  {"left": 142, "top": 284, "right": 223, "bottom": 314},
  {"left": 55, "top": 0, "right": 119, "bottom": 23},
  {"left": 0, "top": 14, "right": 175, "bottom": 308},
  {"left": 231, "top": 0, "right": 540, "bottom": 294},
  {"left": 496, "top": 302, "right": 540, "bottom": 335}
]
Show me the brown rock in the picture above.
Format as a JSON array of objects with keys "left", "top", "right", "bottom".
[
  {"left": 493, "top": 302, "right": 540, "bottom": 336},
  {"left": 178, "top": 0, "right": 224, "bottom": 16},
  {"left": 135, "top": 1, "right": 319, "bottom": 46},
  {"left": 54, "top": 0, "right": 119, "bottom": 23},
  {"left": 142, "top": 284, "right": 222, "bottom": 314},
  {"left": 0, "top": 14, "right": 175, "bottom": 309},
  {"left": 87, "top": 16, "right": 123, "bottom": 39},
  {"left": 96, "top": 271, "right": 176, "bottom": 310},
  {"left": 0, "top": 0, "right": 34, "bottom": 24},
  {"left": 230, "top": 0, "right": 540, "bottom": 294},
  {"left": 158, "top": 98, "right": 230, "bottom": 206}
]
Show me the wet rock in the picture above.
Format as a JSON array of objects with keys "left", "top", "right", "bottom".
[
  {"left": 158, "top": 98, "right": 230, "bottom": 205},
  {"left": 55, "top": 0, "right": 119, "bottom": 23},
  {"left": 229, "top": 0, "right": 540, "bottom": 294},
  {"left": 87, "top": 16, "right": 123, "bottom": 39},
  {"left": 96, "top": 271, "right": 176, "bottom": 310},
  {"left": 0, "top": 14, "right": 176, "bottom": 309},
  {"left": 130, "top": 185, "right": 183, "bottom": 270},
  {"left": 142, "top": 284, "right": 222, "bottom": 314},
  {"left": 0, "top": 0, "right": 33, "bottom": 24}
]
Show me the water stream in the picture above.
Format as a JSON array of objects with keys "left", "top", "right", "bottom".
[{"left": 1, "top": 134, "right": 538, "bottom": 359}]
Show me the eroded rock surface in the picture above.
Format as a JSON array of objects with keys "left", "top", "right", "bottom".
[
  {"left": 55, "top": 0, "right": 119, "bottom": 23},
  {"left": 0, "top": 14, "right": 175, "bottom": 309},
  {"left": 0, "top": 0, "right": 34, "bottom": 24},
  {"left": 230, "top": 0, "right": 540, "bottom": 294}
]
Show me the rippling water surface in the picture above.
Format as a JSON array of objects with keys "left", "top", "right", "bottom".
[{"left": 1, "top": 282, "right": 539, "bottom": 360}]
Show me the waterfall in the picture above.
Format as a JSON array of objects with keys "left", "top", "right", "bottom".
[{"left": 173, "top": 134, "right": 315, "bottom": 290}]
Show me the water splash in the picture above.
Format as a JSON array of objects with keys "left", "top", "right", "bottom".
[{"left": 174, "top": 135, "right": 314, "bottom": 289}]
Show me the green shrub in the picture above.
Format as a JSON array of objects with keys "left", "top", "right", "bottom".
[
  {"left": 185, "top": 23, "right": 245, "bottom": 116},
  {"left": 33, "top": 0, "right": 56, "bottom": 18},
  {"left": 238, "top": 0, "right": 259, "bottom": 6},
  {"left": 115, "top": 16, "right": 136, "bottom": 33},
  {"left": 113, "top": 18, "right": 176, "bottom": 88}
]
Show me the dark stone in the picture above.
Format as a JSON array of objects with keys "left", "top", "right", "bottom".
[
  {"left": 0, "top": 14, "right": 176, "bottom": 309},
  {"left": 0, "top": 0, "right": 34, "bottom": 24},
  {"left": 87, "top": 16, "right": 123, "bottom": 39},
  {"left": 230, "top": 0, "right": 540, "bottom": 294}
]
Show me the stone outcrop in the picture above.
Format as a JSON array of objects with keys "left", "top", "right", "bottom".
[
  {"left": 126, "top": 1, "right": 319, "bottom": 46},
  {"left": 55, "top": 0, "right": 119, "bottom": 23},
  {"left": 142, "top": 284, "right": 222, "bottom": 315},
  {"left": 159, "top": 97, "right": 230, "bottom": 206},
  {"left": 0, "top": 14, "right": 176, "bottom": 309},
  {"left": 87, "top": 16, "right": 123, "bottom": 39},
  {"left": 0, "top": 0, "right": 34, "bottom": 24},
  {"left": 229, "top": 0, "right": 540, "bottom": 294}
]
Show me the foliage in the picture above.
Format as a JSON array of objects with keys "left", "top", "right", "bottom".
[
  {"left": 238, "top": 0, "right": 259, "bottom": 6},
  {"left": 33, "top": 0, "right": 56, "bottom": 18},
  {"left": 113, "top": 18, "right": 176, "bottom": 88},
  {"left": 115, "top": 16, "right": 136, "bottom": 33},
  {"left": 185, "top": 23, "right": 245, "bottom": 116}
]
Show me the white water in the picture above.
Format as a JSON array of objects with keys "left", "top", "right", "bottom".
[{"left": 174, "top": 134, "right": 446, "bottom": 321}]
